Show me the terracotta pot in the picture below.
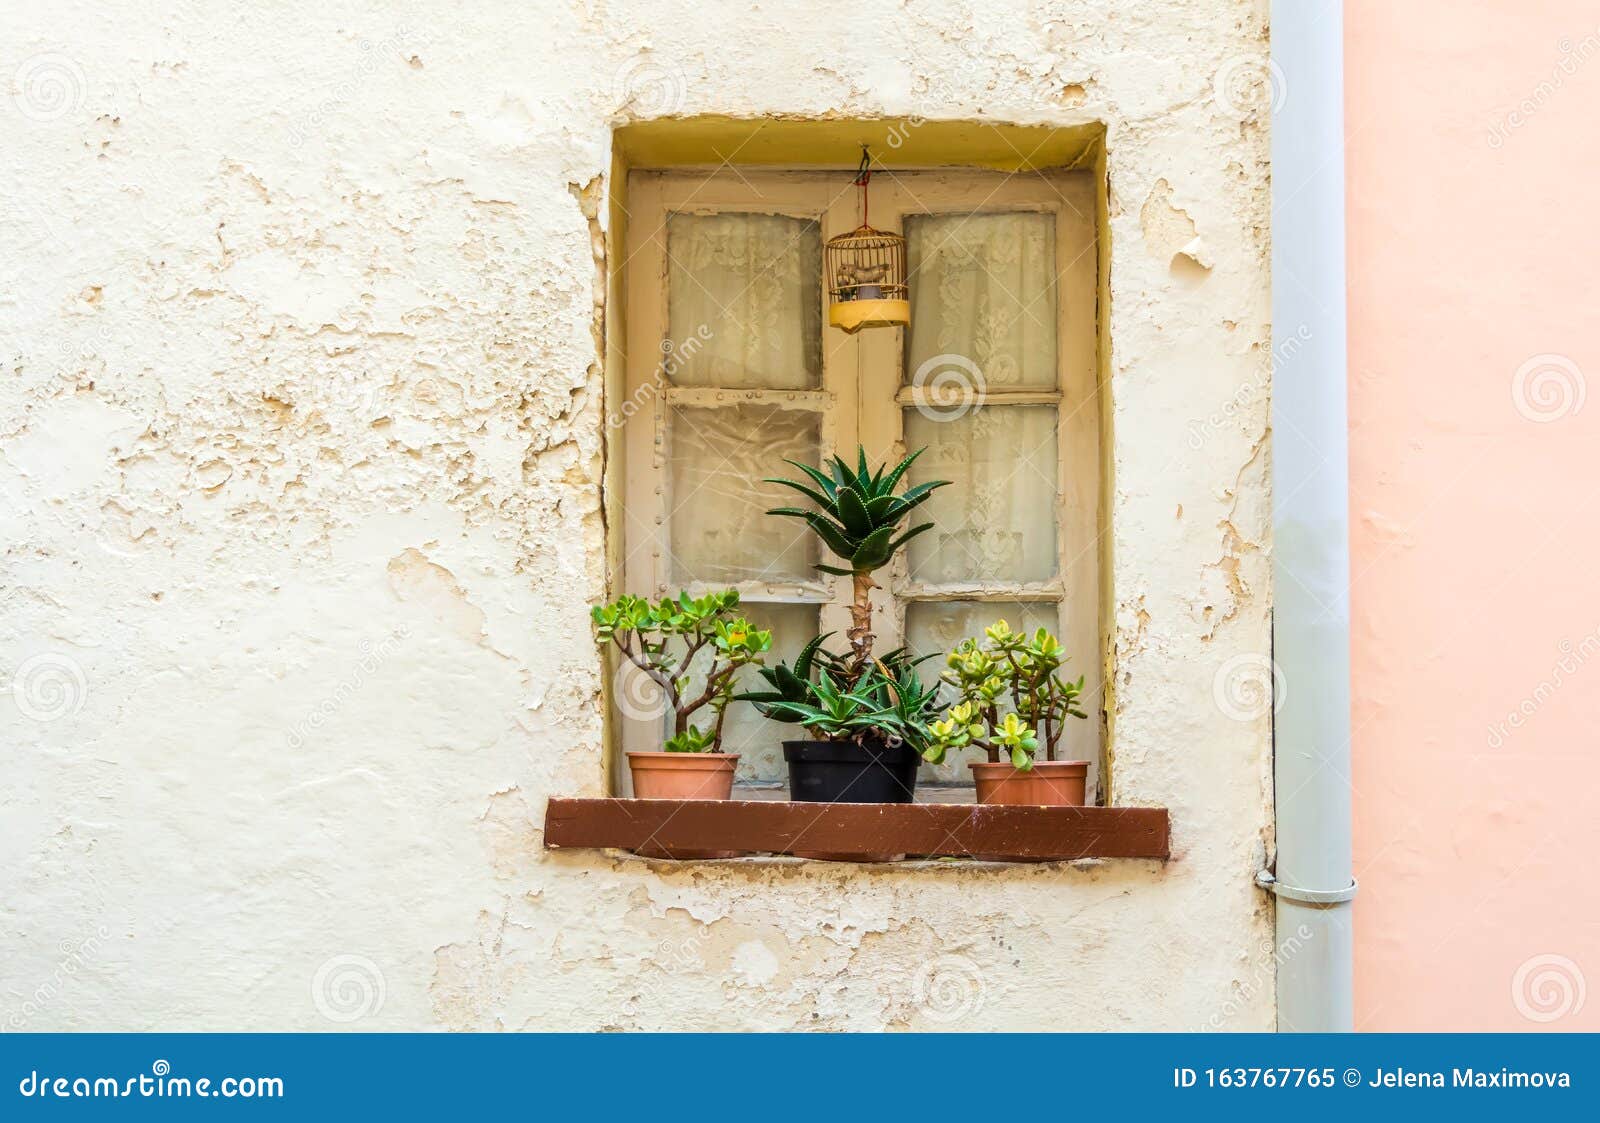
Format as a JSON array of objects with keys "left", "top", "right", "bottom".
[
  {"left": 970, "top": 760, "right": 1089, "bottom": 807},
  {"left": 626, "top": 751, "right": 740, "bottom": 860}
]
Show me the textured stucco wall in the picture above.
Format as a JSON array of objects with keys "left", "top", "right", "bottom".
[
  {"left": 1348, "top": 1, "right": 1600, "bottom": 1030},
  {"left": 1, "top": 1, "right": 1274, "bottom": 1030}
]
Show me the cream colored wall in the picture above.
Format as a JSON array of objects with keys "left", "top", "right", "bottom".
[
  {"left": 1, "top": 1, "right": 1274, "bottom": 1030},
  {"left": 1347, "top": 1, "right": 1600, "bottom": 1030}
]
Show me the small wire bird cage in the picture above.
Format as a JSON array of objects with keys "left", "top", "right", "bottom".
[{"left": 826, "top": 147, "right": 909, "bottom": 334}]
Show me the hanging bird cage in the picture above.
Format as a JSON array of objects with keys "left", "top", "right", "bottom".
[{"left": 826, "top": 147, "right": 909, "bottom": 334}]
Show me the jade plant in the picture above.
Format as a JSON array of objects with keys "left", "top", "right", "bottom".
[
  {"left": 927, "top": 620, "right": 1088, "bottom": 769},
  {"left": 591, "top": 589, "right": 772, "bottom": 752}
]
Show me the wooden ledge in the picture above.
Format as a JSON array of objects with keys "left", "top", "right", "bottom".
[{"left": 543, "top": 799, "right": 1169, "bottom": 862}]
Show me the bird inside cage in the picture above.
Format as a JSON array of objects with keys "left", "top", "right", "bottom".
[{"left": 835, "top": 260, "right": 892, "bottom": 301}]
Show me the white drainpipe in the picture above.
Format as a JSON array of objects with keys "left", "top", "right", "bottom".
[{"left": 1262, "top": 0, "right": 1357, "bottom": 1031}]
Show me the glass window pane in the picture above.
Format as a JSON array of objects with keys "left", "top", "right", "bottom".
[
  {"left": 905, "top": 600, "right": 1060, "bottom": 665},
  {"left": 666, "top": 213, "right": 821, "bottom": 389},
  {"left": 905, "top": 212, "right": 1057, "bottom": 390},
  {"left": 903, "top": 405, "right": 1058, "bottom": 584},
  {"left": 700, "top": 602, "right": 821, "bottom": 784},
  {"left": 669, "top": 404, "right": 819, "bottom": 584}
]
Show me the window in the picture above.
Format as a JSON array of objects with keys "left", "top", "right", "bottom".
[{"left": 619, "top": 168, "right": 1100, "bottom": 792}]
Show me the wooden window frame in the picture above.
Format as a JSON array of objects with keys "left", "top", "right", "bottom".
[{"left": 620, "top": 167, "right": 1101, "bottom": 789}]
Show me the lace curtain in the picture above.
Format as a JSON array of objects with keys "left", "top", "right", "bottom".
[
  {"left": 666, "top": 212, "right": 822, "bottom": 389},
  {"left": 904, "top": 405, "right": 1059, "bottom": 584},
  {"left": 902, "top": 213, "right": 1060, "bottom": 586},
  {"left": 669, "top": 404, "right": 819, "bottom": 585},
  {"left": 906, "top": 212, "right": 1057, "bottom": 389}
]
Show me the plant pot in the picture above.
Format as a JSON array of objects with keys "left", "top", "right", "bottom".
[
  {"left": 783, "top": 738, "right": 919, "bottom": 861},
  {"left": 784, "top": 738, "right": 920, "bottom": 804},
  {"left": 626, "top": 751, "right": 740, "bottom": 860},
  {"left": 969, "top": 760, "right": 1089, "bottom": 807}
]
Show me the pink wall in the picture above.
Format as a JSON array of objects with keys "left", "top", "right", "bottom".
[{"left": 1347, "top": 1, "right": 1599, "bottom": 1029}]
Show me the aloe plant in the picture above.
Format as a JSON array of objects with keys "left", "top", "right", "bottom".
[
  {"left": 741, "top": 641, "right": 945, "bottom": 762},
  {"left": 591, "top": 589, "right": 772, "bottom": 752},
  {"left": 766, "top": 447, "right": 949, "bottom": 671},
  {"left": 927, "top": 619, "right": 1088, "bottom": 769}
]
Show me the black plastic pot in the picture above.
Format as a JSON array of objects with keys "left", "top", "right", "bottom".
[{"left": 783, "top": 738, "right": 920, "bottom": 804}]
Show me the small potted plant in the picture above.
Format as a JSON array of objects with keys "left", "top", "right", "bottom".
[
  {"left": 928, "top": 620, "right": 1091, "bottom": 806},
  {"left": 591, "top": 589, "right": 772, "bottom": 803},
  {"left": 750, "top": 448, "right": 950, "bottom": 804},
  {"left": 742, "top": 638, "right": 944, "bottom": 803}
]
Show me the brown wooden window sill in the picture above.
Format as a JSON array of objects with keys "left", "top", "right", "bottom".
[{"left": 542, "top": 799, "right": 1170, "bottom": 863}]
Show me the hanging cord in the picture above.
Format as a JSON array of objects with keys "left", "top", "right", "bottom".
[{"left": 853, "top": 145, "right": 872, "bottom": 229}]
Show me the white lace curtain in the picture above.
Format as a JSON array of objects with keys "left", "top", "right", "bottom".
[
  {"left": 903, "top": 213, "right": 1060, "bottom": 586},
  {"left": 906, "top": 212, "right": 1057, "bottom": 389},
  {"left": 666, "top": 212, "right": 821, "bottom": 389}
]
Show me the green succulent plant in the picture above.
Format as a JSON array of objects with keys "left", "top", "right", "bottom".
[
  {"left": 927, "top": 619, "right": 1088, "bottom": 770},
  {"left": 766, "top": 447, "right": 949, "bottom": 671},
  {"left": 740, "top": 641, "right": 945, "bottom": 762},
  {"left": 591, "top": 589, "right": 772, "bottom": 752}
]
